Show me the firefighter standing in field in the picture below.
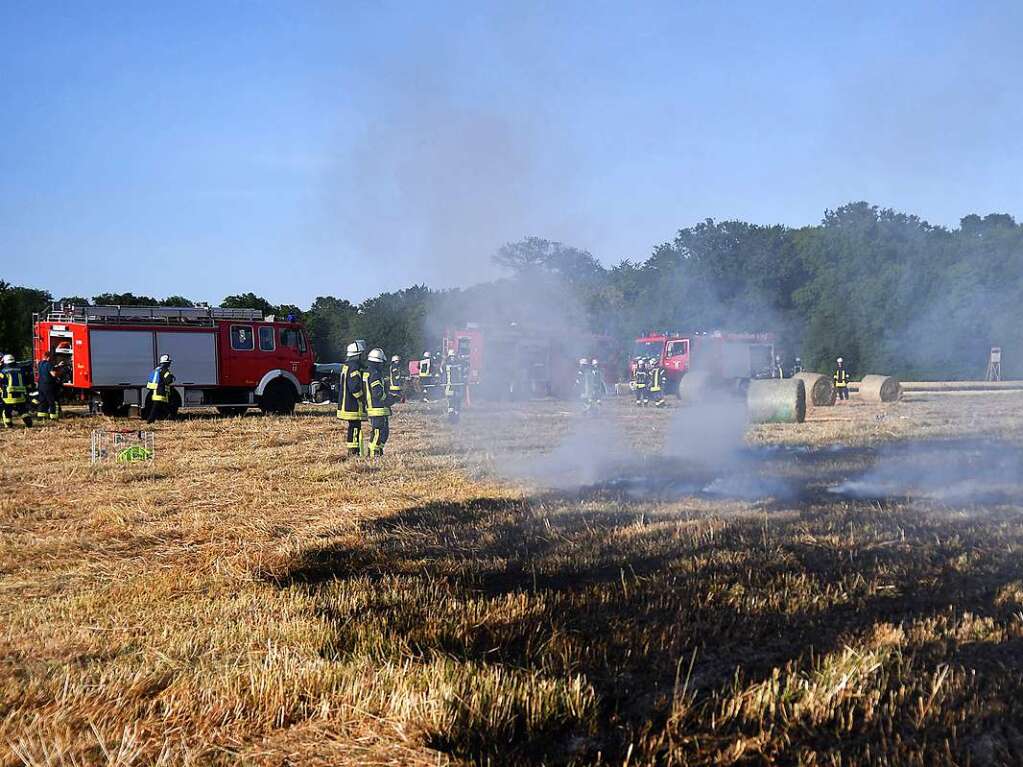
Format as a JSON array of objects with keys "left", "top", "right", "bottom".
[
  {"left": 418, "top": 351, "right": 433, "bottom": 402},
  {"left": 35, "top": 352, "right": 61, "bottom": 421},
  {"left": 585, "top": 358, "right": 606, "bottom": 414},
  {"left": 1, "top": 354, "right": 33, "bottom": 428},
  {"left": 337, "top": 342, "right": 367, "bottom": 456},
  {"left": 633, "top": 358, "right": 649, "bottom": 406},
  {"left": 649, "top": 356, "right": 666, "bottom": 407},
  {"left": 834, "top": 357, "right": 850, "bottom": 401},
  {"left": 444, "top": 349, "right": 465, "bottom": 423},
  {"left": 388, "top": 355, "right": 406, "bottom": 404},
  {"left": 145, "top": 354, "right": 175, "bottom": 423},
  {"left": 364, "top": 348, "right": 393, "bottom": 456}
]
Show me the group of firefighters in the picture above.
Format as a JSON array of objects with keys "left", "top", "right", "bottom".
[{"left": 0, "top": 350, "right": 67, "bottom": 428}]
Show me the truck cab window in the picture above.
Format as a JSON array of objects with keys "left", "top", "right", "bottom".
[
  {"left": 280, "top": 328, "right": 307, "bottom": 353},
  {"left": 258, "top": 326, "right": 275, "bottom": 352},
  {"left": 667, "top": 340, "right": 688, "bottom": 357},
  {"left": 231, "top": 325, "right": 254, "bottom": 351}
]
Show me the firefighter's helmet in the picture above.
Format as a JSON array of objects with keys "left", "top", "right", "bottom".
[
  {"left": 579, "top": 357, "right": 588, "bottom": 366},
  {"left": 159, "top": 354, "right": 172, "bottom": 365},
  {"left": 391, "top": 355, "right": 400, "bottom": 363},
  {"left": 56, "top": 342, "right": 72, "bottom": 354},
  {"left": 423, "top": 351, "right": 431, "bottom": 359},
  {"left": 1, "top": 354, "right": 14, "bottom": 365},
  {"left": 447, "top": 349, "right": 456, "bottom": 358},
  {"left": 591, "top": 359, "right": 599, "bottom": 366},
  {"left": 367, "top": 348, "right": 386, "bottom": 364},
  {"left": 649, "top": 357, "right": 658, "bottom": 366},
  {"left": 837, "top": 357, "right": 844, "bottom": 364},
  {"left": 346, "top": 343, "right": 361, "bottom": 359},
  {"left": 353, "top": 340, "right": 367, "bottom": 353}
]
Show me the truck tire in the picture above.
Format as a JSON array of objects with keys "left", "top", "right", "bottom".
[
  {"left": 260, "top": 379, "right": 296, "bottom": 415},
  {"left": 100, "top": 390, "right": 128, "bottom": 417}
]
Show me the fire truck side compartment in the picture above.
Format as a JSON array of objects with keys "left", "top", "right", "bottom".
[
  {"left": 89, "top": 330, "right": 155, "bottom": 386},
  {"left": 155, "top": 331, "right": 218, "bottom": 386}
]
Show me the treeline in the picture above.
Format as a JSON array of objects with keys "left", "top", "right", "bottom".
[{"left": 3, "top": 202, "right": 1021, "bottom": 379}]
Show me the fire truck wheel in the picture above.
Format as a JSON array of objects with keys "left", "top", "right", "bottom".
[
  {"left": 260, "top": 379, "right": 297, "bottom": 415},
  {"left": 99, "top": 390, "right": 128, "bottom": 417}
]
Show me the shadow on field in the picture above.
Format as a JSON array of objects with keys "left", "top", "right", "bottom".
[{"left": 271, "top": 485, "right": 1023, "bottom": 765}]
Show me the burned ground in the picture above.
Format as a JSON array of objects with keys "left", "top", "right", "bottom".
[{"left": 2, "top": 394, "right": 1023, "bottom": 765}]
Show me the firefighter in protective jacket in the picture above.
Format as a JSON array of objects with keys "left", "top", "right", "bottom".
[
  {"left": 364, "top": 348, "right": 392, "bottom": 456},
  {"left": 337, "top": 342, "right": 366, "bottom": 455},
  {"left": 444, "top": 349, "right": 465, "bottom": 423},
  {"left": 145, "top": 354, "right": 175, "bottom": 423},
  {"left": 834, "top": 357, "right": 850, "bottom": 401},
  {"left": 1, "top": 354, "right": 33, "bottom": 428},
  {"left": 35, "top": 352, "right": 61, "bottom": 421},
  {"left": 648, "top": 356, "right": 666, "bottom": 407},
  {"left": 633, "top": 358, "right": 649, "bottom": 406},
  {"left": 388, "top": 355, "right": 406, "bottom": 404}
]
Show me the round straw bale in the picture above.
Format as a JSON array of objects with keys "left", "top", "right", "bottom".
[
  {"left": 858, "top": 374, "right": 902, "bottom": 402},
  {"left": 678, "top": 371, "right": 715, "bottom": 404},
  {"left": 794, "top": 372, "right": 836, "bottom": 406},
  {"left": 747, "top": 378, "right": 806, "bottom": 423}
]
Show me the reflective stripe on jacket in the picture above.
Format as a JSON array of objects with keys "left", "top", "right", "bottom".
[
  {"left": 147, "top": 367, "right": 174, "bottom": 402},
  {"left": 834, "top": 369, "right": 849, "bottom": 387},
  {"left": 336, "top": 363, "right": 366, "bottom": 420},
  {"left": 364, "top": 369, "right": 391, "bottom": 417},
  {"left": 1, "top": 367, "right": 27, "bottom": 404},
  {"left": 650, "top": 368, "right": 663, "bottom": 392}
]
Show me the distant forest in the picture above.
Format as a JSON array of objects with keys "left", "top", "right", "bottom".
[{"left": 3, "top": 202, "right": 1021, "bottom": 379}]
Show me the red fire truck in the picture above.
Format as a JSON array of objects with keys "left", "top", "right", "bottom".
[
  {"left": 32, "top": 304, "right": 315, "bottom": 417},
  {"left": 632, "top": 331, "right": 777, "bottom": 395},
  {"left": 444, "top": 322, "right": 613, "bottom": 399}
]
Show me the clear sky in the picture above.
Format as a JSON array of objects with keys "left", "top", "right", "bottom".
[{"left": 2, "top": 2, "right": 1021, "bottom": 306}]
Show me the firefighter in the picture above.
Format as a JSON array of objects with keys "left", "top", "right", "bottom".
[
  {"left": 774, "top": 355, "right": 785, "bottom": 379},
  {"left": 834, "top": 357, "right": 850, "bottom": 401},
  {"left": 418, "top": 351, "right": 433, "bottom": 402},
  {"left": 337, "top": 342, "right": 366, "bottom": 456},
  {"left": 364, "top": 348, "right": 392, "bottom": 456},
  {"left": 575, "top": 358, "right": 588, "bottom": 399},
  {"left": 633, "top": 358, "right": 649, "bottom": 406},
  {"left": 793, "top": 357, "right": 803, "bottom": 374},
  {"left": 388, "top": 355, "right": 406, "bottom": 404},
  {"left": 649, "top": 356, "right": 666, "bottom": 407},
  {"left": 1, "top": 354, "right": 33, "bottom": 428},
  {"left": 586, "top": 358, "right": 606, "bottom": 414},
  {"left": 35, "top": 351, "right": 61, "bottom": 421},
  {"left": 444, "top": 349, "right": 465, "bottom": 423},
  {"left": 145, "top": 354, "right": 175, "bottom": 423}
]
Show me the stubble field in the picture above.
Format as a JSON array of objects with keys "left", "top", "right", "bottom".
[{"left": 2, "top": 390, "right": 1023, "bottom": 766}]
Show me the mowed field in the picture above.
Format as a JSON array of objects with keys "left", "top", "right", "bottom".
[{"left": 3, "top": 391, "right": 1023, "bottom": 766}]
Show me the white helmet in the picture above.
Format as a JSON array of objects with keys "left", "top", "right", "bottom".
[
  {"left": 346, "top": 342, "right": 361, "bottom": 358},
  {"left": 591, "top": 359, "right": 599, "bottom": 366},
  {"left": 423, "top": 351, "right": 431, "bottom": 358},
  {"left": 579, "top": 357, "right": 588, "bottom": 366},
  {"left": 391, "top": 355, "right": 400, "bottom": 362},
  {"left": 353, "top": 340, "right": 367, "bottom": 353},
  {"left": 837, "top": 357, "right": 844, "bottom": 363},
  {"left": 447, "top": 349, "right": 456, "bottom": 358},
  {"left": 2, "top": 354, "right": 14, "bottom": 365},
  {"left": 159, "top": 354, "right": 172, "bottom": 364},
  {"left": 367, "top": 348, "right": 386, "bottom": 364}
]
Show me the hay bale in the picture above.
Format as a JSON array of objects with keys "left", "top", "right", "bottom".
[
  {"left": 794, "top": 372, "right": 836, "bottom": 407},
  {"left": 747, "top": 378, "right": 806, "bottom": 423},
  {"left": 858, "top": 374, "right": 902, "bottom": 402},
  {"left": 678, "top": 371, "right": 715, "bottom": 405}
]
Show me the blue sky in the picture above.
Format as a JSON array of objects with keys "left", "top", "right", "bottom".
[{"left": 2, "top": 1, "right": 1021, "bottom": 305}]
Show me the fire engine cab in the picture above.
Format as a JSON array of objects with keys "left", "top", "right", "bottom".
[
  {"left": 632, "top": 331, "right": 777, "bottom": 395},
  {"left": 32, "top": 304, "right": 315, "bottom": 417}
]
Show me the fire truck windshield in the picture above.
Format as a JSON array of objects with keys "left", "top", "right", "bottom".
[{"left": 633, "top": 340, "right": 663, "bottom": 358}]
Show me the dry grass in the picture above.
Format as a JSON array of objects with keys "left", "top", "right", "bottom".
[{"left": 2, "top": 392, "right": 1023, "bottom": 765}]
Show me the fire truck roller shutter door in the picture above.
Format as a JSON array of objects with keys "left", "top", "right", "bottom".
[
  {"left": 156, "top": 332, "right": 218, "bottom": 386},
  {"left": 89, "top": 330, "right": 155, "bottom": 386}
]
